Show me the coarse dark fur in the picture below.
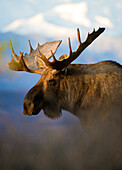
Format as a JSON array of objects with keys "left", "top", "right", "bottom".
[{"left": 23, "top": 60, "right": 122, "bottom": 131}]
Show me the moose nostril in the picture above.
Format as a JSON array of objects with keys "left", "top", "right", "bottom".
[
  {"left": 23, "top": 100, "right": 35, "bottom": 115},
  {"left": 23, "top": 102, "right": 27, "bottom": 111}
]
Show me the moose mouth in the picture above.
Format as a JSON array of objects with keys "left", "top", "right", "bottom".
[{"left": 23, "top": 100, "right": 43, "bottom": 116}]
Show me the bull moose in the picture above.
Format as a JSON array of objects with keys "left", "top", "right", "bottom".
[{"left": 7, "top": 28, "right": 122, "bottom": 131}]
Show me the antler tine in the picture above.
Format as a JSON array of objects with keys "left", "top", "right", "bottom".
[
  {"left": 19, "top": 51, "right": 24, "bottom": 56},
  {"left": 93, "top": 28, "right": 95, "bottom": 33},
  {"left": 5, "top": 54, "right": 14, "bottom": 68},
  {"left": 77, "top": 28, "right": 82, "bottom": 45},
  {"left": 19, "top": 51, "right": 31, "bottom": 72},
  {"left": 10, "top": 53, "right": 15, "bottom": 61},
  {"left": 37, "top": 47, "right": 46, "bottom": 61},
  {"left": 28, "top": 40, "right": 33, "bottom": 52},
  {"left": 68, "top": 37, "right": 72, "bottom": 57},
  {"left": 51, "top": 50, "right": 57, "bottom": 62},
  {"left": 10, "top": 40, "right": 19, "bottom": 60}
]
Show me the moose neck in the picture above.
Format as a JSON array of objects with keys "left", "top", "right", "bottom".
[
  {"left": 58, "top": 64, "right": 90, "bottom": 116},
  {"left": 58, "top": 62, "right": 121, "bottom": 130}
]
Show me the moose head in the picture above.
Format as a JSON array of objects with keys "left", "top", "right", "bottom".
[{"left": 7, "top": 28, "right": 122, "bottom": 130}]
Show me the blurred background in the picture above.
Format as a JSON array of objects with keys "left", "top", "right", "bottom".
[{"left": 0, "top": 0, "right": 122, "bottom": 169}]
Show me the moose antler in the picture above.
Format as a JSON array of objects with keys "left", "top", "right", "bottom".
[
  {"left": 38, "top": 27, "right": 105, "bottom": 71},
  {"left": 7, "top": 28, "right": 105, "bottom": 74},
  {"left": 7, "top": 40, "right": 62, "bottom": 74}
]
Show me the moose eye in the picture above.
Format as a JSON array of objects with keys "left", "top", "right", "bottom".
[{"left": 48, "top": 79, "right": 56, "bottom": 86}]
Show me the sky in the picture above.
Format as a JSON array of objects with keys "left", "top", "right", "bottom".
[{"left": 0, "top": 0, "right": 122, "bottom": 38}]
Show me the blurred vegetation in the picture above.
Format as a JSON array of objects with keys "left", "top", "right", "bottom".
[
  {"left": 0, "top": 41, "right": 9, "bottom": 73},
  {"left": 0, "top": 116, "right": 121, "bottom": 170},
  {"left": 0, "top": 42, "right": 9, "bottom": 60}
]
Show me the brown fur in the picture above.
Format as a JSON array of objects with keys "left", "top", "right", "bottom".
[{"left": 23, "top": 60, "right": 122, "bottom": 131}]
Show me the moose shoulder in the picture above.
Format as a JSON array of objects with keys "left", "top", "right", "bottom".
[{"left": 7, "top": 28, "right": 122, "bottom": 131}]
